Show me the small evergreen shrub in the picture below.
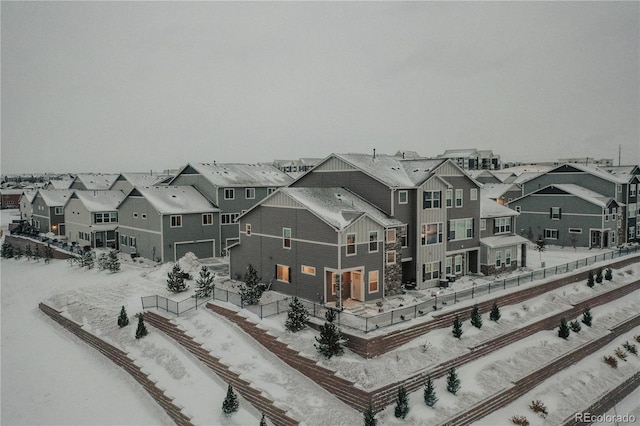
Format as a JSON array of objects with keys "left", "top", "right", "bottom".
[
  {"left": 363, "top": 405, "right": 377, "bottom": 426},
  {"left": 587, "top": 270, "right": 595, "bottom": 288},
  {"left": 470, "top": 304, "right": 483, "bottom": 329},
  {"left": 489, "top": 301, "right": 501, "bottom": 322},
  {"left": 603, "top": 355, "right": 618, "bottom": 368},
  {"left": 117, "top": 306, "right": 129, "bottom": 328},
  {"left": 569, "top": 320, "right": 581, "bottom": 333},
  {"left": 222, "top": 384, "right": 239, "bottom": 415},
  {"left": 529, "top": 400, "right": 548, "bottom": 418},
  {"left": 135, "top": 315, "right": 148, "bottom": 339},
  {"left": 452, "top": 315, "right": 463, "bottom": 339},
  {"left": 604, "top": 267, "right": 613, "bottom": 281},
  {"left": 635, "top": 335, "right": 640, "bottom": 344},
  {"left": 239, "top": 264, "right": 266, "bottom": 305},
  {"left": 167, "top": 263, "right": 188, "bottom": 293},
  {"left": 259, "top": 413, "right": 267, "bottom": 426},
  {"left": 446, "top": 367, "right": 461, "bottom": 395},
  {"left": 595, "top": 269, "right": 603, "bottom": 284},
  {"left": 394, "top": 386, "right": 409, "bottom": 419},
  {"left": 557, "top": 317, "right": 570, "bottom": 340},
  {"left": 582, "top": 307, "right": 593, "bottom": 327},
  {"left": 314, "top": 309, "right": 345, "bottom": 359},
  {"left": 194, "top": 266, "right": 214, "bottom": 298},
  {"left": 424, "top": 376, "right": 438, "bottom": 407},
  {"left": 285, "top": 296, "right": 309, "bottom": 332},
  {"left": 622, "top": 341, "right": 638, "bottom": 355}
]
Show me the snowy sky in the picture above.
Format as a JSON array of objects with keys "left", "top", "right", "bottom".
[{"left": 2, "top": 1, "right": 638, "bottom": 175}]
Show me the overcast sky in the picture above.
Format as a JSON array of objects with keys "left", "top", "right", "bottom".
[{"left": 2, "top": 1, "right": 638, "bottom": 175}]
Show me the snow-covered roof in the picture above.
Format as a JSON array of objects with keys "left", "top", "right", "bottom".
[
  {"left": 72, "top": 190, "right": 126, "bottom": 212},
  {"left": 481, "top": 183, "right": 520, "bottom": 200},
  {"left": 37, "top": 190, "right": 73, "bottom": 207},
  {"left": 481, "top": 234, "right": 529, "bottom": 249},
  {"left": 48, "top": 179, "right": 74, "bottom": 190},
  {"left": 280, "top": 187, "right": 403, "bottom": 230},
  {"left": 185, "top": 163, "right": 294, "bottom": 187},
  {"left": 480, "top": 197, "right": 520, "bottom": 218},
  {"left": 119, "top": 173, "right": 172, "bottom": 187},
  {"left": 75, "top": 174, "right": 120, "bottom": 190},
  {"left": 334, "top": 153, "right": 445, "bottom": 188},
  {"left": 543, "top": 163, "right": 628, "bottom": 185},
  {"left": 131, "top": 186, "right": 219, "bottom": 215},
  {"left": 20, "top": 190, "right": 37, "bottom": 203},
  {"left": 550, "top": 184, "right": 614, "bottom": 208},
  {"left": 0, "top": 189, "right": 24, "bottom": 195},
  {"left": 601, "top": 165, "right": 640, "bottom": 181},
  {"left": 438, "top": 149, "right": 478, "bottom": 158}
]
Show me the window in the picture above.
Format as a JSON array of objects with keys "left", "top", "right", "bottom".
[
  {"left": 399, "top": 225, "right": 408, "bottom": 247},
  {"left": 129, "top": 236, "right": 136, "bottom": 247},
  {"left": 170, "top": 215, "right": 182, "bottom": 228},
  {"left": 246, "top": 224, "right": 251, "bottom": 235},
  {"left": 470, "top": 188, "right": 478, "bottom": 201},
  {"left": 550, "top": 207, "right": 561, "bottom": 220},
  {"left": 629, "top": 226, "right": 636, "bottom": 239},
  {"left": 494, "top": 217, "right": 511, "bottom": 234},
  {"left": 369, "top": 271, "right": 379, "bottom": 293},
  {"left": 387, "top": 250, "right": 396, "bottom": 265},
  {"left": 422, "top": 261, "right": 440, "bottom": 281},
  {"left": 369, "top": 231, "right": 378, "bottom": 253},
  {"left": 221, "top": 213, "right": 239, "bottom": 224},
  {"left": 301, "top": 265, "right": 316, "bottom": 276},
  {"left": 398, "top": 191, "right": 408, "bottom": 204},
  {"left": 54, "top": 207, "right": 63, "bottom": 215},
  {"left": 505, "top": 249, "right": 512, "bottom": 266},
  {"left": 245, "top": 188, "right": 255, "bottom": 199},
  {"left": 386, "top": 228, "right": 396, "bottom": 243},
  {"left": 629, "top": 203, "right": 637, "bottom": 217},
  {"left": 283, "top": 228, "right": 291, "bottom": 249},
  {"left": 94, "top": 212, "right": 118, "bottom": 224},
  {"left": 446, "top": 257, "right": 452, "bottom": 275},
  {"left": 224, "top": 188, "right": 235, "bottom": 200},
  {"left": 202, "top": 213, "right": 213, "bottom": 225},
  {"left": 569, "top": 228, "right": 582, "bottom": 234},
  {"left": 455, "top": 189, "right": 463, "bottom": 207},
  {"left": 267, "top": 187, "right": 276, "bottom": 195},
  {"left": 448, "top": 218, "right": 473, "bottom": 241},
  {"left": 423, "top": 191, "right": 441, "bottom": 209},
  {"left": 617, "top": 184, "right": 622, "bottom": 193},
  {"left": 495, "top": 251, "right": 502, "bottom": 267},
  {"left": 346, "top": 233, "right": 356, "bottom": 255},
  {"left": 631, "top": 184, "right": 637, "bottom": 197},
  {"left": 276, "top": 264, "right": 290, "bottom": 283},
  {"left": 480, "top": 219, "right": 486, "bottom": 231},
  {"left": 422, "top": 223, "right": 443, "bottom": 245},
  {"left": 331, "top": 272, "right": 338, "bottom": 295},
  {"left": 446, "top": 189, "right": 453, "bottom": 208},
  {"left": 120, "top": 234, "right": 127, "bottom": 245},
  {"left": 515, "top": 206, "right": 521, "bottom": 213},
  {"left": 544, "top": 229, "right": 559, "bottom": 239},
  {"left": 454, "top": 255, "right": 463, "bottom": 274}
]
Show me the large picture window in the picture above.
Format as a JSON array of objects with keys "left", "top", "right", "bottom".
[
  {"left": 448, "top": 218, "right": 473, "bottom": 241},
  {"left": 494, "top": 217, "right": 511, "bottom": 234},
  {"left": 422, "top": 223, "right": 443, "bottom": 245},
  {"left": 423, "top": 191, "right": 441, "bottom": 209},
  {"left": 276, "top": 264, "right": 290, "bottom": 282}
]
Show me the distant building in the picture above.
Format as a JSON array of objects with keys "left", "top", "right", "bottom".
[
  {"left": 437, "top": 149, "right": 501, "bottom": 170},
  {"left": 558, "top": 157, "right": 614, "bottom": 167}
]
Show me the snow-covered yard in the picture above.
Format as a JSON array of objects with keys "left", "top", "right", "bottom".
[{"left": 2, "top": 208, "right": 639, "bottom": 425}]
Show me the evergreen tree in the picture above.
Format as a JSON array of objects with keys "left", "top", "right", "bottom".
[
  {"left": 570, "top": 320, "right": 582, "bottom": 333},
  {"left": 81, "top": 250, "right": 94, "bottom": 269},
  {"left": 1, "top": 243, "right": 15, "bottom": 259},
  {"left": 587, "top": 270, "right": 595, "bottom": 288},
  {"left": 33, "top": 245, "right": 41, "bottom": 262},
  {"left": 25, "top": 245, "right": 33, "bottom": 260},
  {"left": 13, "top": 245, "right": 23, "bottom": 259},
  {"left": 489, "top": 301, "right": 501, "bottom": 322},
  {"left": 595, "top": 268, "right": 603, "bottom": 284},
  {"left": 239, "top": 264, "right": 265, "bottom": 305},
  {"left": 424, "top": 376, "right": 438, "bottom": 407},
  {"left": 44, "top": 246, "right": 53, "bottom": 264},
  {"left": 285, "top": 296, "right": 309, "bottom": 332},
  {"left": 167, "top": 263, "right": 188, "bottom": 293},
  {"left": 363, "top": 405, "right": 377, "bottom": 426},
  {"left": 107, "top": 250, "right": 120, "bottom": 272},
  {"left": 98, "top": 253, "right": 109, "bottom": 270},
  {"left": 452, "top": 314, "right": 463, "bottom": 339},
  {"left": 194, "top": 266, "right": 214, "bottom": 298},
  {"left": 558, "top": 317, "right": 570, "bottom": 340},
  {"left": 135, "top": 315, "right": 148, "bottom": 339},
  {"left": 314, "top": 309, "right": 345, "bottom": 359},
  {"left": 446, "top": 367, "right": 461, "bottom": 395},
  {"left": 605, "top": 268, "right": 613, "bottom": 281},
  {"left": 394, "top": 385, "right": 409, "bottom": 419},
  {"left": 470, "top": 305, "right": 483, "bottom": 329},
  {"left": 259, "top": 413, "right": 267, "bottom": 426},
  {"left": 222, "top": 384, "right": 239, "bottom": 415},
  {"left": 118, "top": 306, "right": 129, "bottom": 328},
  {"left": 582, "top": 307, "right": 593, "bottom": 327}
]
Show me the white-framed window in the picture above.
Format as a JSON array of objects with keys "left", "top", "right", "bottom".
[
  {"left": 480, "top": 219, "right": 486, "bottom": 231},
  {"left": 245, "top": 188, "right": 255, "bottom": 199},
  {"left": 224, "top": 188, "right": 235, "bottom": 200},
  {"left": 446, "top": 257, "right": 453, "bottom": 275},
  {"left": 446, "top": 189, "right": 453, "bottom": 208},
  {"left": 301, "top": 265, "right": 316, "bottom": 276},
  {"left": 386, "top": 250, "right": 396, "bottom": 265},
  {"left": 551, "top": 207, "right": 561, "bottom": 220},
  {"left": 368, "top": 271, "right": 379, "bottom": 293},
  {"left": 455, "top": 189, "right": 463, "bottom": 207},
  {"left": 494, "top": 217, "right": 511, "bottom": 234},
  {"left": 423, "top": 191, "right": 441, "bottom": 209},
  {"left": 398, "top": 190, "right": 408, "bottom": 204},
  {"left": 422, "top": 261, "right": 440, "bottom": 281},
  {"left": 54, "top": 207, "right": 63, "bottom": 215},
  {"left": 454, "top": 255, "right": 463, "bottom": 274},
  {"left": 495, "top": 250, "right": 502, "bottom": 267},
  {"left": 129, "top": 236, "right": 136, "bottom": 247},
  {"left": 94, "top": 212, "right": 118, "bottom": 224},
  {"left": 170, "top": 215, "right": 182, "bottom": 228},
  {"left": 448, "top": 218, "right": 473, "bottom": 241},
  {"left": 202, "top": 213, "right": 213, "bottom": 225},
  {"left": 369, "top": 231, "right": 378, "bottom": 253},
  {"left": 330, "top": 272, "right": 337, "bottom": 295},
  {"left": 283, "top": 228, "right": 292, "bottom": 249},
  {"left": 221, "top": 213, "right": 239, "bottom": 224},
  {"left": 386, "top": 228, "right": 396, "bottom": 243},
  {"left": 544, "top": 228, "right": 559, "bottom": 239},
  {"left": 400, "top": 225, "right": 408, "bottom": 247},
  {"left": 346, "top": 233, "right": 356, "bottom": 255},
  {"left": 246, "top": 224, "right": 251, "bottom": 235},
  {"left": 276, "top": 264, "right": 290, "bottom": 283},
  {"left": 470, "top": 188, "right": 478, "bottom": 201},
  {"left": 422, "top": 223, "right": 443, "bottom": 245},
  {"left": 569, "top": 228, "right": 582, "bottom": 234},
  {"left": 505, "top": 249, "right": 512, "bottom": 266}
]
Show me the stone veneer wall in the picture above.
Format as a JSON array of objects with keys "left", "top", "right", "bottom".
[{"left": 384, "top": 237, "right": 403, "bottom": 296}]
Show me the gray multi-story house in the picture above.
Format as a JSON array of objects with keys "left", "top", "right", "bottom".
[
  {"left": 19, "top": 190, "right": 37, "bottom": 222},
  {"left": 510, "top": 184, "right": 622, "bottom": 249},
  {"left": 230, "top": 152, "right": 483, "bottom": 300},
  {"left": 479, "top": 197, "right": 528, "bottom": 275},
  {"left": 603, "top": 165, "right": 640, "bottom": 243},
  {"left": 64, "top": 190, "right": 126, "bottom": 249},
  {"left": 31, "top": 190, "right": 73, "bottom": 236},
  {"left": 117, "top": 186, "right": 220, "bottom": 262},
  {"left": 170, "top": 162, "right": 293, "bottom": 256},
  {"left": 230, "top": 187, "right": 404, "bottom": 304}
]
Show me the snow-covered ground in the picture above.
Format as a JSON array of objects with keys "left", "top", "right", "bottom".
[{"left": 2, "top": 208, "right": 639, "bottom": 425}]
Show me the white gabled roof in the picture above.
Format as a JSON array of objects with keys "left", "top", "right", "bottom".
[
  {"left": 37, "top": 189, "right": 73, "bottom": 207},
  {"left": 481, "top": 197, "right": 520, "bottom": 218},
  {"left": 120, "top": 173, "right": 172, "bottom": 187},
  {"left": 131, "top": 186, "right": 219, "bottom": 215},
  {"left": 481, "top": 183, "right": 520, "bottom": 200},
  {"left": 551, "top": 184, "right": 614, "bottom": 208},
  {"left": 48, "top": 179, "right": 74, "bottom": 190},
  {"left": 481, "top": 234, "right": 529, "bottom": 249},
  {"left": 75, "top": 173, "right": 120, "bottom": 190},
  {"left": 549, "top": 163, "right": 628, "bottom": 185},
  {"left": 72, "top": 190, "right": 126, "bottom": 212},
  {"left": 20, "top": 190, "right": 37, "bottom": 203},
  {"left": 186, "top": 163, "right": 294, "bottom": 187},
  {"left": 280, "top": 187, "right": 403, "bottom": 230}
]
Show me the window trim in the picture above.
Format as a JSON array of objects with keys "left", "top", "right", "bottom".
[
  {"left": 276, "top": 264, "right": 290, "bottom": 283},
  {"left": 368, "top": 270, "right": 379, "bottom": 293},
  {"left": 423, "top": 190, "right": 441, "bottom": 209},
  {"left": 224, "top": 188, "right": 235, "bottom": 200},
  {"left": 455, "top": 189, "right": 463, "bottom": 207},
  {"left": 202, "top": 213, "right": 214, "bottom": 226},
  {"left": 398, "top": 190, "right": 408, "bottom": 204},
  {"left": 369, "top": 231, "right": 379, "bottom": 253},
  {"left": 386, "top": 250, "right": 396, "bottom": 265},
  {"left": 170, "top": 215, "right": 182, "bottom": 228},
  {"left": 283, "top": 228, "right": 292, "bottom": 249},
  {"left": 245, "top": 188, "right": 255, "bottom": 200},
  {"left": 470, "top": 188, "right": 478, "bottom": 201},
  {"left": 246, "top": 224, "right": 251, "bottom": 235},
  {"left": 386, "top": 228, "right": 396, "bottom": 243},
  {"left": 346, "top": 233, "right": 356, "bottom": 256},
  {"left": 301, "top": 265, "right": 316, "bottom": 276}
]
